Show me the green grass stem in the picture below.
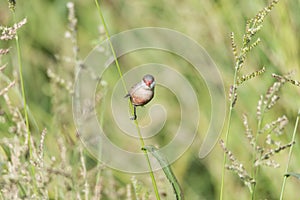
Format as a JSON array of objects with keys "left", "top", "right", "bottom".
[
  {"left": 279, "top": 109, "right": 300, "bottom": 200},
  {"left": 12, "top": 13, "right": 32, "bottom": 159},
  {"left": 12, "top": 11, "right": 38, "bottom": 195},
  {"left": 219, "top": 64, "right": 239, "bottom": 200},
  {"left": 251, "top": 104, "right": 266, "bottom": 200},
  {"left": 94, "top": 1, "right": 161, "bottom": 199}
]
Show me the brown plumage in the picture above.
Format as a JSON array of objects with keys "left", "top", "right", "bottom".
[{"left": 125, "top": 74, "right": 155, "bottom": 120}]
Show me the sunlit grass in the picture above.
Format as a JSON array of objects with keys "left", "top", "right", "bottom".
[{"left": 0, "top": 0, "right": 299, "bottom": 199}]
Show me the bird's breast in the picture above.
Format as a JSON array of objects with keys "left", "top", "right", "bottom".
[{"left": 130, "top": 88, "right": 154, "bottom": 106}]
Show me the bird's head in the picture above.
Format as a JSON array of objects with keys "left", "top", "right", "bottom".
[{"left": 142, "top": 74, "right": 155, "bottom": 89}]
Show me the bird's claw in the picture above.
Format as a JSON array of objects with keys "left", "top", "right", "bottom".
[{"left": 130, "top": 115, "right": 137, "bottom": 120}]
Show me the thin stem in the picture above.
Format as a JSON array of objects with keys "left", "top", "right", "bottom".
[
  {"left": 94, "top": 0, "right": 127, "bottom": 92},
  {"left": 12, "top": 12, "right": 38, "bottom": 194},
  {"left": 94, "top": 1, "right": 160, "bottom": 199},
  {"left": 219, "top": 64, "right": 239, "bottom": 200},
  {"left": 251, "top": 112, "right": 264, "bottom": 200},
  {"left": 135, "top": 119, "right": 161, "bottom": 200},
  {"left": 279, "top": 109, "right": 300, "bottom": 200},
  {"left": 252, "top": 87, "right": 275, "bottom": 199},
  {"left": 94, "top": 85, "right": 107, "bottom": 198},
  {"left": 12, "top": 13, "right": 32, "bottom": 159}
]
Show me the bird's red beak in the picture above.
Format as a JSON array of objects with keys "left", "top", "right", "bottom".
[{"left": 145, "top": 81, "right": 151, "bottom": 87}]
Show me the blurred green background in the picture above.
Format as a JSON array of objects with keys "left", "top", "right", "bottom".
[{"left": 0, "top": 0, "right": 300, "bottom": 199}]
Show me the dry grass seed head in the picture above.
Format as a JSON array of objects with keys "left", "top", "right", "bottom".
[
  {"left": 1, "top": 136, "right": 33, "bottom": 197},
  {"left": 0, "top": 18, "right": 27, "bottom": 40},
  {"left": 31, "top": 128, "right": 47, "bottom": 169},
  {"left": 220, "top": 140, "right": 255, "bottom": 189},
  {"left": 3, "top": 93, "right": 27, "bottom": 137},
  {"left": 0, "top": 80, "right": 15, "bottom": 96},
  {"left": 0, "top": 64, "right": 8, "bottom": 71},
  {"left": 7, "top": 0, "right": 16, "bottom": 11},
  {"left": 0, "top": 48, "right": 10, "bottom": 55},
  {"left": 235, "top": 0, "right": 279, "bottom": 75},
  {"left": 273, "top": 73, "right": 300, "bottom": 87},
  {"left": 79, "top": 147, "right": 90, "bottom": 200},
  {"left": 230, "top": 32, "right": 238, "bottom": 62},
  {"left": 47, "top": 68, "right": 73, "bottom": 94},
  {"left": 263, "top": 81, "right": 283, "bottom": 111},
  {"left": 237, "top": 0, "right": 279, "bottom": 69},
  {"left": 255, "top": 141, "right": 295, "bottom": 167},
  {"left": 229, "top": 85, "right": 238, "bottom": 107},
  {"left": 66, "top": 2, "right": 79, "bottom": 57},
  {"left": 242, "top": 114, "right": 255, "bottom": 148},
  {"left": 260, "top": 115, "right": 288, "bottom": 135},
  {"left": 237, "top": 67, "right": 265, "bottom": 86},
  {"left": 92, "top": 173, "right": 103, "bottom": 200},
  {"left": 257, "top": 95, "right": 263, "bottom": 120}
]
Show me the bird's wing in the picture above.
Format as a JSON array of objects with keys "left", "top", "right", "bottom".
[{"left": 126, "top": 82, "right": 143, "bottom": 97}]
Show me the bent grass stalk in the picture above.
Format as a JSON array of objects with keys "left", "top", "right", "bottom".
[{"left": 94, "top": 1, "right": 161, "bottom": 199}]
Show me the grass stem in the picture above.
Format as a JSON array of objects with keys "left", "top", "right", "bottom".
[
  {"left": 12, "top": 13, "right": 32, "bottom": 159},
  {"left": 251, "top": 107, "right": 265, "bottom": 199},
  {"left": 94, "top": 1, "right": 160, "bottom": 199},
  {"left": 279, "top": 109, "right": 300, "bottom": 200},
  {"left": 12, "top": 12, "right": 38, "bottom": 194},
  {"left": 219, "top": 64, "right": 238, "bottom": 200}
]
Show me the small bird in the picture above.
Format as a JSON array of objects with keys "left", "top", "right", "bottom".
[{"left": 125, "top": 74, "right": 155, "bottom": 120}]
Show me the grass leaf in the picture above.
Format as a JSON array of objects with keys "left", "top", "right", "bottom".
[
  {"left": 142, "top": 145, "right": 184, "bottom": 200},
  {"left": 284, "top": 172, "right": 300, "bottom": 180}
]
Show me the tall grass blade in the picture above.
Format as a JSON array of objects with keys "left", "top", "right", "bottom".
[{"left": 143, "top": 145, "right": 184, "bottom": 200}]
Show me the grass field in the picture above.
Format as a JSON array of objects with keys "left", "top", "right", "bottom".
[{"left": 0, "top": 0, "right": 300, "bottom": 199}]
